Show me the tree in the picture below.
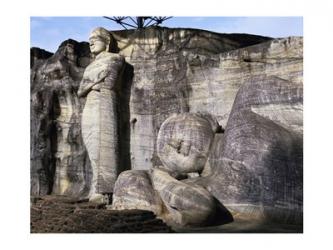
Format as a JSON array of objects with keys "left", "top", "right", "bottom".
[{"left": 103, "top": 16, "right": 172, "bottom": 29}]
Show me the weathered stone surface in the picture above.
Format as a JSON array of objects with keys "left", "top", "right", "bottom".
[
  {"left": 78, "top": 50, "right": 125, "bottom": 196},
  {"left": 151, "top": 168, "right": 216, "bottom": 227},
  {"left": 31, "top": 27, "right": 273, "bottom": 197},
  {"left": 111, "top": 29, "right": 302, "bottom": 172},
  {"left": 112, "top": 168, "right": 219, "bottom": 227},
  {"left": 112, "top": 113, "right": 226, "bottom": 227},
  {"left": 194, "top": 76, "right": 303, "bottom": 224},
  {"left": 113, "top": 27, "right": 273, "bottom": 170},
  {"left": 31, "top": 40, "right": 92, "bottom": 197},
  {"left": 112, "top": 170, "right": 163, "bottom": 214},
  {"left": 156, "top": 113, "right": 218, "bottom": 175},
  {"left": 30, "top": 47, "right": 53, "bottom": 68},
  {"left": 78, "top": 27, "right": 126, "bottom": 199},
  {"left": 31, "top": 28, "right": 303, "bottom": 228}
]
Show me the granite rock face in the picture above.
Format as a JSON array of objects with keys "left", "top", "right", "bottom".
[
  {"left": 112, "top": 170, "right": 163, "bottom": 214},
  {"left": 113, "top": 27, "right": 273, "bottom": 170},
  {"left": 31, "top": 40, "right": 92, "bottom": 197},
  {"left": 31, "top": 27, "right": 272, "bottom": 196},
  {"left": 111, "top": 28, "right": 302, "bottom": 171},
  {"left": 190, "top": 76, "right": 303, "bottom": 224},
  {"left": 214, "top": 76, "right": 302, "bottom": 224},
  {"left": 31, "top": 27, "right": 303, "bottom": 227},
  {"left": 112, "top": 113, "right": 221, "bottom": 227},
  {"left": 31, "top": 47, "right": 53, "bottom": 68},
  {"left": 110, "top": 30, "right": 303, "bottom": 226}
]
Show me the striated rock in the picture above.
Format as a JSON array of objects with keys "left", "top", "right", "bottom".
[
  {"left": 112, "top": 170, "right": 163, "bottom": 214},
  {"left": 78, "top": 27, "right": 126, "bottom": 198},
  {"left": 112, "top": 168, "right": 218, "bottom": 227},
  {"left": 196, "top": 75, "right": 303, "bottom": 224},
  {"left": 156, "top": 113, "right": 218, "bottom": 175},
  {"left": 30, "top": 40, "right": 92, "bottom": 197},
  {"left": 151, "top": 168, "right": 216, "bottom": 227},
  {"left": 113, "top": 27, "right": 273, "bottom": 170},
  {"left": 112, "top": 29, "right": 302, "bottom": 171},
  {"left": 112, "top": 113, "right": 223, "bottom": 227},
  {"left": 31, "top": 28, "right": 303, "bottom": 229},
  {"left": 31, "top": 27, "right": 272, "bottom": 197}
]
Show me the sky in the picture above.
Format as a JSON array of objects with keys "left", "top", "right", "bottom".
[{"left": 31, "top": 16, "right": 303, "bottom": 53}]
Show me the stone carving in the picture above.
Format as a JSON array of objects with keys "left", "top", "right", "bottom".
[
  {"left": 30, "top": 27, "right": 276, "bottom": 196},
  {"left": 169, "top": 76, "right": 303, "bottom": 226},
  {"left": 157, "top": 113, "right": 219, "bottom": 175},
  {"left": 112, "top": 75, "right": 303, "bottom": 228},
  {"left": 150, "top": 168, "right": 216, "bottom": 226},
  {"left": 112, "top": 113, "right": 221, "bottom": 227},
  {"left": 112, "top": 170, "right": 163, "bottom": 214},
  {"left": 78, "top": 27, "right": 125, "bottom": 203},
  {"left": 205, "top": 76, "right": 303, "bottom": 224},
  {"left": 30, "top": 27, "right": 303, "bottom": 231}
]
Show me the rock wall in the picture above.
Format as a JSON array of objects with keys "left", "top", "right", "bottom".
[
  {"left": 30, "top": 27, "right": 302, "bottom": 207},
  {"left": 201, "top": 76, "right": 303, "bottom": 224},
  {"left": 112, "top": 27, "right": 273, "bottom": 170},
  {"left": 31, "top": 40, "right": 92, "bottom": 197},
  {"left": 111, "top": 28, "right": 302, "bottom": 171}
]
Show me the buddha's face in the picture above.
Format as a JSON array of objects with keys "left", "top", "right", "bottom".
[{"left": 89, "top": 35, "right": 107, "bottom": 55}]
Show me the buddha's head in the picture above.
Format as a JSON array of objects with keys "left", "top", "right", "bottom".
[{"left": 89, "top": 27, "right": 112, "bottom": 55}]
